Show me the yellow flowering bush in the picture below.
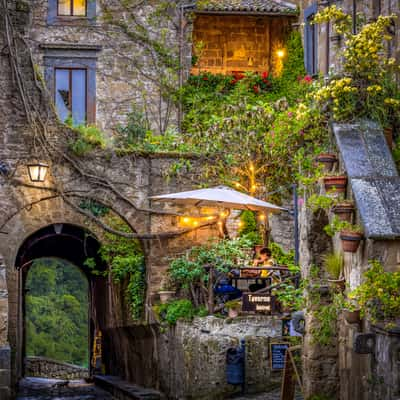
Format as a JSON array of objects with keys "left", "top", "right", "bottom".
[{"left": 312, "top": 7, "right": 400, "bottom": 124}]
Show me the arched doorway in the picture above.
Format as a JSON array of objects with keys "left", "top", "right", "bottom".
[
  {"left": 15, "top": 224, "right": 107, "bottom": 379},
  {"left": 25, "top": 257, "right": 89, "bottom": 370}
]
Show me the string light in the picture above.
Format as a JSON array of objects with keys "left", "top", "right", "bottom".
[{"left": 276, "top": 49, "right": 285, "bottom": 59}]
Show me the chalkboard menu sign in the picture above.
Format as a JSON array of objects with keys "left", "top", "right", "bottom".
[{"left": 270, "top": 343, "right": 289, "bottom": 370}]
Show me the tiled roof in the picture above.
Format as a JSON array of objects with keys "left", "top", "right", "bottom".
[{"left": 195, "top": 0, "right": 298, "bottom": 15}]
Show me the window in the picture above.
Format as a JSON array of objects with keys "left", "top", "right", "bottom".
[
  {"left": 57, "top": 0, "right": 86, "bottom": 16},
  {"left": 55, "top": 68, "right": 87, "bottom": 125},
  {"left": 42, "top": 44, "right": 100, "bottom": 125},
  {"left": 48, "top": 0, "right": 95, "bottom": 24},
  {"left": 304, "top": 4, "right": 318, "bottom": 76}
]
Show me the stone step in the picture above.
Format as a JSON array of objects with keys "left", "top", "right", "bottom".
[{"left": 94, "top": 375, "right": 164, "bottom": 400}]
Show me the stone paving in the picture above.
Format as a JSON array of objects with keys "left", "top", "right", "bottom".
[
  {"left": 233, "top": 388, "right": 303, "bottom": 400},
  {"left": 16, "top": 377, "right": 113, "bottom": 400}
]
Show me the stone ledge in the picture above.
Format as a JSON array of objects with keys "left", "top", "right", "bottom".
[{"left": 94, "top": 375, "right": 164, "bottom": 400}]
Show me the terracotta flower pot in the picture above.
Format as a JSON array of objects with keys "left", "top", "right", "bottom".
[
  {"left": 323, "top": 176, "right": 347, "bottom": 193},
  {"left": 332, "top": 202, "right": 355, "bottom": 222},
  {"left": 316, "top": 153, "right": 338, "bottom": 172},
  {"left": 158, "top": 290, "right": 175, "bottom": 304},
  {"left": 340, "top": 230, "right": 363, "bottom": 253},
  {"left": 343, "top": 309, "right": 361, "bottom": 324},
  {"left": 384, "top": 127, "right": 393, "bottom": 149},
  {"left": 328, "top": 278, "right": 346, "bottom": 292}
]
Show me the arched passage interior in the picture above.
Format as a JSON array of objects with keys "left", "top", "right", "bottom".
[{"left": 15, "top": 223, "right": 108, "bottom": 378}]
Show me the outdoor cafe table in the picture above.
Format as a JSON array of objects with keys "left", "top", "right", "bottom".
[{"left": 230, "top": 266, "right": 290, "bottom": 289}]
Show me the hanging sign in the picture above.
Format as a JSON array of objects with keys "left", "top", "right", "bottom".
[{"left": 241, "top": 293, "right": 276, "bottom": 314}]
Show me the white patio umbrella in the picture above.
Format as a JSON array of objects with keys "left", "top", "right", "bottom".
[{"left": 150, "top": 185, "right": 285, "bottom": 213}]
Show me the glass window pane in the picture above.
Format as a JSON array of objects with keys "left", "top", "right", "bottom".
[
  {"left": 55, "top": 69, "right": 71, "bottom": 123},
  {"left": 71, "top": 69, "right": 87, "bottom": 125},
  {"left": 58, "top": 0, "right": 71, "bottom": 15},
  {"left": 73, "top": 0, "right": 86, "bottom": 16}
]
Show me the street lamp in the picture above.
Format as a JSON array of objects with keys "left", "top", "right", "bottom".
[{"left": 27, "top": 162, "right": 49, "bottom": 182}]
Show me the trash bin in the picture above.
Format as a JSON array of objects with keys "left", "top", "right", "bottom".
[{"left": 226, "top": 342, "right": 245, "bottom": 385}]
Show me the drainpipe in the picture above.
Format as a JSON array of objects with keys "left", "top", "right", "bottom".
[{"left": 178, "top": 3, "right": 196, "bottom": 131}]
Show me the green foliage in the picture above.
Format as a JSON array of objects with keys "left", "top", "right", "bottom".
[
  {"left": 154, "top": 299, "right": 204, "bottom": 326},
  {"left": 66, "top": 118, "right": 107, "bottom": 156},
  {"left": 310, "top": 293, "right": 344, "bottom": 346},
  {"left": 169, "top": 236, "right": 253, "bottom": 290},
  {"left": 238, "top": 210, "right": 257, "bottom": 236},
  {"left": 269, "top": 242, "right": 297, "bottom": 271},
  {"left": 116, "top": 107, "right": 149, "bottom": 146},
  {"left": 96, "top": 215, "right": 145, "bottom": 320},
  {"left": 307, "top": 194, "right": 335, "bottom": 212},
  {"left": 275, "top": 282, "right": 304, "bottom": 311},
  {"left": 79, "top": 199, "right": 110, "bottom": 217},
  {"left": 324, "top": 216, "right": 363, "bottom": 237},
  {"left": 25, "top": 258, "right": 89, "bottom": 367},
  {"left": 323, "top": 252, "right": 344, "bottom": 280},
  {"left": 348, "top": 260, "right": 400, "bottom": 323}
]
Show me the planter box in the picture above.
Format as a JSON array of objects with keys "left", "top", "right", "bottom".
[
  {"left": 332, "top": 202, "right": 355, "bottom": 222},
  {"left": 316, "top": 153, "right": 338, "bottom": 172},
  {"left": 323, "top": 175, "right": 348, "bottom": 193}
]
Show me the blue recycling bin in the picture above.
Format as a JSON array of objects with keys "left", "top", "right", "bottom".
[{"left": 226, "top": 341, "right": 245, "bottom": 385}]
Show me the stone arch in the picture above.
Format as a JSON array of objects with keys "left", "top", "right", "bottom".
[{"left": 14, "top": 223, "right": 108, "bottom": 380}]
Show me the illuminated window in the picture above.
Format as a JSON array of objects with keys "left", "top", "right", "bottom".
[
  {"left": 57, "top": 0, "right": 86, "bottom": 16},
  {"left": 55, "top": 68, "right": 87, "bottom": 125}
]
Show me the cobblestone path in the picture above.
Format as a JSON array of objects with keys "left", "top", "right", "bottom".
[{"left": 233, "top": 388, "right": 303, "bottom": 400}]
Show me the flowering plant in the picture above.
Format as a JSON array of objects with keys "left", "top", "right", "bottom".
[{"left": 312, "top": 6, "right": 400, "bottom": 124}]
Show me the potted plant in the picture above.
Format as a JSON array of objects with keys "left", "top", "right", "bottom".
[
  {"left": 323, "top": 252, "right": 345, "bottom": 291},
  {"left": 323, "top": 174, "right": 348, "bottom": 194},
  {"left": 158, "top": 277, "right": 176, "bottom": 304},
  {"left": 316, "top": 152, "right": 338, "bottom": 172},
  {"left": 348, "top": 261, "right": 400, "bottom": 329},
  {"left": 339, "top": 223, "right": 363, "bottom": 253},
  {"left": 331, "top": 200, "right": 355, "bottom": 222},
  {"left": 342, "top": 301, "right": 361, "bottom": 324},
  {"left": 225, "top": 300, "right": 241, "bottom": 318}
]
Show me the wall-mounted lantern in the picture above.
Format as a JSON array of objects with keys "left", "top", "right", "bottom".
[
  {"left": 27, "top": 162, "right": 49, "bottom": 182},
  {"left": 276, "top": 49, "right": 285, "bottom": 59}
]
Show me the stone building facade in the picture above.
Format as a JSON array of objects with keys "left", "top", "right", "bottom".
[
  {"left": 297, "top": 1, "right": 400, "bottom": 395},
  {"left": 0, "top": 1, "right": 299, "bottom": 398}
]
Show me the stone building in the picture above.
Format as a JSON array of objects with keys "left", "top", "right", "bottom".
[{"left": 297, "top": 1, "right": 400, "bottom": 400}]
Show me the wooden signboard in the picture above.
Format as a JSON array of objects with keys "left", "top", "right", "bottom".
[
  {"left": 280, "top": 346, "right": 303, "bottom": 400},
  {"left": 270, "top": 343, "right": 289, "bottom": 370},
  {"left": 242, "top": 293, "right": 276, "bottom": 314}
]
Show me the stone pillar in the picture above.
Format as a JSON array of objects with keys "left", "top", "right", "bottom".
[{"left": 0, "top": 257, "right": 11, "bottom": 399}]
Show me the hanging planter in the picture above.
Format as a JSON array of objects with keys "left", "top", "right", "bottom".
[
  {"left": 343, "top": 309, "right": 361, "bottom": 324},
  {"left": 332, "top": 201, "right": 355, "bottom": 222},
  {"left": 316, "top": 153, "right": 338, "bottom": 172},
  {"left": 323, "top": 175, "right": 348, "bottom": 193},
  {"left": 340, "top": 230, "right": 363, "bottom": 253}
]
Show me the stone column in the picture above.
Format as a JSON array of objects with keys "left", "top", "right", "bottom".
[{"left": 0, "top": 256, "right": 11, "bottom": 399}]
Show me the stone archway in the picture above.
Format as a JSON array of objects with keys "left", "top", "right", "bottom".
[{"left": 14, "top": 223, "right": 108, "bottom": 380}]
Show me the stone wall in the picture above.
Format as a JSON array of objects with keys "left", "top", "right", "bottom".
[
  {"left": 104, "top": 315, "right": 286, "bottom": 399},
  {"left": 192, "top": 14, "right": 294, "bottom": 76},
  {"left": 25, "top": 356, "right": 89, "bottom": 380}
]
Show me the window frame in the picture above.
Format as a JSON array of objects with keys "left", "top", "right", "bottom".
[
  {"left": 54, "top": 67, "right": 88, "bottom": 125},
  {"left": 48, "top": 0, "right": 96, "bottom": 25},
  {"left": 304, "top": 3, "right": 318, "bottom": 76},
  {"left": 57, "top": 0, "right": 88, "bottom": 17},
  {"left": 42, "top": 45, "right": 100, "bottom": 125}
]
